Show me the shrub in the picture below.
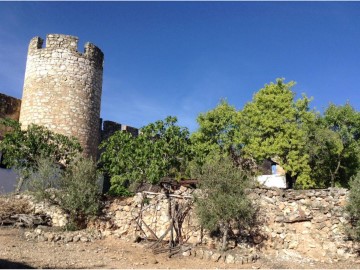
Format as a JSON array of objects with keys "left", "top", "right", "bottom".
[
  {"left": 99, "top": 116, "right": 192, "bottom": 190},
  {"left": 194, "top": 156, "right": 255, "bottom": 251},
  {"left": 27, "top": 155, "right": 102, "bottom": 229},
  {"left": 108, "top": 175, "right": 134, "bottom": 197},
  {"left": 0, "top": 119, "right": 82, "bottom": 192},
  {"left": 57, "top": 156, "right": 102, "bottom": 229},
  {"left": 26, "top": 156, "right": 62, "bottom": 201},
  {"left": 346, "top": 172, "right": 360, "bottom": 240}
]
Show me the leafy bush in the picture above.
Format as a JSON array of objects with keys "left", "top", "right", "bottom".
[
  {"left": 100, "top": 116, "right": 192, "bottom": 193},
  {"left": 57, "top": 156, "right": 102, "bottom": 228},
  {"left": 27, "top": 155, "right": 102, "bottom": 229},
  {"left": 190, "top": 99, "right": 239, "bottom": 167},
  {"left": 346, "top": 172, "right": 360, "bottom": 240},
  {"left": 0, "top": 119, "right": 82, "bottom": 192},
  {"left": 26, "top": 156, "right": 62, "bottom": 201},
  {"left": 108, "top": 175, "right": 134, "bottom": 197},
  {"left": 0, "top": 119, "right": 82, "bottom": 169},
  {"left": 194, "top": 156, "right": 255, "bottom": 251}
]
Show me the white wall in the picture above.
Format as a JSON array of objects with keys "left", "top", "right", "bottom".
[
  {"left": 0, "top": 168, "right": 17, "bottom": 193},
  {"left": 256, "top": 175, "right": 287, "bottom": 189}
]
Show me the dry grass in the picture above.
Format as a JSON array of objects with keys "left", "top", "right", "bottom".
[{"left": 0, "top": 195, "right": 33, "bottom": 218}]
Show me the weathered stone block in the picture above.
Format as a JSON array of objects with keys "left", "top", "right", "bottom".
[
  {"left": 211, "top": 252, "right": 222, "bottom": 262},
  {"left": 225, "top": 253, "right": 235, "bottom": 264}
]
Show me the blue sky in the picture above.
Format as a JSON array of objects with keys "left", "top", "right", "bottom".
[{"left": 0, "top": 2, "right": 359, "bottom": 132}]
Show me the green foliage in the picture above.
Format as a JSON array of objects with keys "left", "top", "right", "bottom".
[
  {"left": 26, "top": 156, "right": 62, "bottom": 201},
  {"left": 191, "top": 100, "right": 240, "bottom": 167},
  {"left": 27, "top": 155, "right": 102, "bottom": 229},
  {"left": 59, "top": 156, "right": 101, "bottom": 226},
  {"left": 322, "top": 103, "right": 360, "bottom": 186},
  {"left": 305, "top": 103, "right": 360, "bottom": 188},
  {"left": 108, "top": 175, "right": 133, "bottom": 197},
  {"left": 0, "top": 119, "right": 82, "bottom": 170},
  {"left": 237, "top": 79, "right": 314, "bottom": 188},
  {"left": 346, "top": 172, "right": 360, "bottom": 240},
  {"left": 100, "top": 116, "right": 192, "bottom": 193},
  {"left": 194, "top": 156, "right": 255, "bottom": 250},
  {"left": 305, "top": 119, "right": 341, "bottom": 188}
]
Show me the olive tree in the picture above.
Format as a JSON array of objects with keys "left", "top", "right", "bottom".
[
  {"left": 194, "top": 156, "right": 255, "bottom": 251},
  {"left": 27, "top": 155, "right": 102, "bottom": 230}
]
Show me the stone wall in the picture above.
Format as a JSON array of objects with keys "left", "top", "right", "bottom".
[
  {"left": 121, "top": 125, "right": 139, "bottom": 137},
  {"left": 0, "top": 93, "right": 21, "bottom": 139},
  {"left": 250, "top": 188, "right": 356, "bottom": 260},
  {"left": 101, "top": 120, "right": 122, "bottom": 142},
  {"left": 94, "top": 187, "right": 200, "bottom": 242},
  {"left": 100, "top": 120, "right": 139, "bottom": 142},
  {"left": 19, "top": 34, "right": 104, "bottom": 159},
  {"left": 93, "top": 187, "right": 359, "bottom": 262}
]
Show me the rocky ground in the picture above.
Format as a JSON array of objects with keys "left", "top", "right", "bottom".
[{"left": 1, "top": 227, "right": 360, "bottom": 269}]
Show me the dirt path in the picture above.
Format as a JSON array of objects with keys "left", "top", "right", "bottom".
[{"left": 0, "top": 227, "right": 359, "bottom": 269}]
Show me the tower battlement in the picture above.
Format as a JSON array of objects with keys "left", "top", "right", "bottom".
[
  {"left": 46, "top": 34, "right": 78, "bottom": 51},
  {"left": 28, "top": 34, "right": 104, "bottom": 69},
  {"left": 20, "top": 34, "right": 104, "bottom": 159}
]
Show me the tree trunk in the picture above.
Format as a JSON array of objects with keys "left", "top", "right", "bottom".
[
  {"left": 221, "top": 223, "right": 229, "bottom": 251},
  {"left": 331, "top": 159, "right": 341, "bottom": 188},
  {"left": 16, "top": 176, "right": 24, "bottom": 194}
]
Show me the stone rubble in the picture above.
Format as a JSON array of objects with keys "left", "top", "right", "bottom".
[
  {"left": 16, "top": 194, "right": 69, "bottom": 227},
  {"left": 24, "top": 227, "right": 103, "bottom": 244}
]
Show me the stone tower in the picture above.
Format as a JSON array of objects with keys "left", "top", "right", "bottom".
[{"left": 19, "top": 34, "right": 104, "bottom": 159}]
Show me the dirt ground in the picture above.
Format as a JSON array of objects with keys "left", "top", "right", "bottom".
[{"left": 1, "top": 227, "right": 360, "bottom": 269}]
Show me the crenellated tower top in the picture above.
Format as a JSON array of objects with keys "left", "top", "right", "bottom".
[{"left": 28, "top": 34, "right": 104, "bottom": 69}]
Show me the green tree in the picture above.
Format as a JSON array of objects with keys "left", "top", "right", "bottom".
[
  {"left": 27, "top": 155, "right": 102, "bottom": 229},
  {"left": 0, "top": 119, "right": 82, "bottom": 169},
  {"left": 305, "top": 118, "right": 342, "bottom": 188},
  {"left": 26, "top": 156, "right": 63, "bottom": 200},
  {"left": 99, "top": 116, "right": 192, "bottom": 195},
  {"left": 237, "top": 79, "right": 315, "bottom": 188},
  {"left": 346, "top": 172, "right": 360, "bottom": 240},
  {"left": 0, "top": 119, "right": 82, "bottom": 191},
  {"left": 58, "top": 155, "right": 102, "bottom": 229},
  {"left": 319, "top": 103, "right": 360, "bottom": 187},
  {"left": 190, "top": 100, "right": 240, "bottom": 167},
  {"left": 194, "top": 156, "right": 254, "bottom": 251}
]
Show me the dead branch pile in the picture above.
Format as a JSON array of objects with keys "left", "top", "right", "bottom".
[{"left": 0, "top": 195, "right": 49, "bottom": 227}]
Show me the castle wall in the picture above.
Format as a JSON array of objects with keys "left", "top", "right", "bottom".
[
  {"left": 121, "top": 125, "right": 139, "bottom": 137},
  {"left": 0, "top": 93, "right": 21, "bottom": 139},
  {"left": 0, "top": 93, "right": 21, "bottom": 121},
  {"left": 100, "top": 120, "right": 139, "bottom": 142},
  {"left": 19, "top": 34, "right": 104, "bottom": 159},
  {"left": 101, "top": 120, "right": 122, "bottom": 142}
]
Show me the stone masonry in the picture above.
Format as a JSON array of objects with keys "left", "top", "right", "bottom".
[
  {"left": 100, "top": 120, "right": 139, "bottom": 143},
  {"left": 19, "top": 34, "right": 104, "bottom": 159},
  {"left": 8, "top": 187, "right": 359, "bottom": 264},
  {"left": 90, "top": 187, "right": 359, "bottom": 263},
  {"left": 0, "top": 93, "right": 21, "bottom": 121},
  {"left": 0, "top": 93, "right": 21, "bottom": 139}
]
